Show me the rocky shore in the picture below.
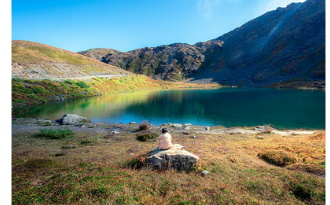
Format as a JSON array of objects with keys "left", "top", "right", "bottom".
[{"left": 12, "top": 116, "right": 316, "bottom": 136}]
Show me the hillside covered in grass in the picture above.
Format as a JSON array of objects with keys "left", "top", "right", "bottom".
[
  {"left": 12, "top": 40, "right": 131, "bottom": 79},
  {"left": 12, "top": 75, "right": 219, "bottom": 106}
]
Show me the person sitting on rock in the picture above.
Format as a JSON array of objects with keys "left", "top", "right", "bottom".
[{"left": 158, "top": 128, "right": 172, "bottom": 150}]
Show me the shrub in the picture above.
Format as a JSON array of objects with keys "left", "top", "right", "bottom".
[
  {"left": 258, "top": 150, "right": 297, "bottom": 167},
  {"left": 75, "top": 81, "right": 90, "bottom": 89},
  {"left": 36, "top": 127, "right": 74, "bottom": 139},
  {"left": 139, "top": 120, "right": 149, "bottom": 131},
  {"left": 136, "top": 131, "right": 158, "bottom": 142},
  {"left": 263, "top": 124, "right": 273, "bottom": 133},
  {"left": 125, "top": 157, "right": 146, "bottom": 169},
  {"left": 12, "top": 82, "right": 24, "bottom": 91},
  {"left": 27, "top": 94, "right": 41, "bottom": 100},
  {"left": 64, "top": 79, "right": 76, "bottom": 84},
  {"left": 80, "top": 137, "right": 97, "bottom": 145},
  {"left": 31, "top": 85, "right": 48, "bottom": 94}
]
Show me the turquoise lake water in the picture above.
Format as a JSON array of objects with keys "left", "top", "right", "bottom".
[{"left": 12, "top": 88, "right": 325, "bottom": 129}]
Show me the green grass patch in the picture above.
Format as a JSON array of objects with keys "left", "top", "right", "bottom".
[
  {"left": 36, "top": 127, "right": 74, "bottom": 139},
  {"left": 257, "top": 150, "right": 297, "bottom": 167},
  {"left": 80, "top": 137, "right": 97, "bottom": 145},
  {"left": 136, "top": 131, "right": 158, "bottom": 142}
]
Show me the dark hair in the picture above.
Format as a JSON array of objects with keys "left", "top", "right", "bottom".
[{"left": 162, "top": 128, "right": 168, "bottom": 133}]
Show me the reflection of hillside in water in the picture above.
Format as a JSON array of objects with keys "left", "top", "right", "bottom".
[
  {"left": 12, "top": 88, "right": 325, "bottom": 129},
  {"left": 12, "top": 90, "right": 155, "bottom": 120}
]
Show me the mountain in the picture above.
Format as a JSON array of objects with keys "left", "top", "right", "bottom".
[
  {"left": 79, "top": 0, "right": 325, "bottom": 86},
  {"left": 12, "top": 40, "right": 131, "bottom": 79}
]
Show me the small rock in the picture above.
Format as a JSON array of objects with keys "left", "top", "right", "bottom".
[
  {"left": 254, "top": 126, "right": 265, "bottom": 132},
  {"left": 106, "top": 140, "right": 112, "bottom": 143},
  {"left": 191, "top": 135, "right": 196, "bottom": 139},
  {"left": 183, "top": 132, "right": 189, "bottom": 135},
  {"left": 201, "top": 170, "right": 209, "bottom": 177},
  {"left": 129, "top": 122, "right": 138, "bottom": 124},
  {"left": 171, "top": 123, "right": 183, "bottom": 128},
  {"left": 258, "top": 136, "right": 263, "bottom": 139},
  {"left": 87, "top": 149, "right": 92, "bottom": 152},
  {"left": 111, "top": 131, "right": 119, "bottom": 134},
  {"left": 184, "top": 123, "right": 192, "bottom": 126},
  {"left": 184, "top": 126, "right": 190, "bottom": 130},
  {"left": 81, "top": 125, "right": 86, "bottom": 128},
  {"left": 205, "top": 127, "right": 210, "bottom": 130}
]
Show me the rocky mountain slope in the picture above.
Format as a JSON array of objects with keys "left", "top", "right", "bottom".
[
  {"left": 80, "top": 0, "right": 325, "bottom": 86},
  {"left": 12, "top": 40, "right": 131, "bottom": 79}
]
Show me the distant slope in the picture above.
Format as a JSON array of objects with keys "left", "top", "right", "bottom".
[
  {"left": 194, "top": 0, "right": 325, "bottom": 86},
  {"left": 12, "top": 40, "right": 131, "bottom": 79},
  {"left": 80, "top": 0, "right": 325, "bottom": 86}
]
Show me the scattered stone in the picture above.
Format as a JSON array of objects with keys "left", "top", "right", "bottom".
[
  {"left": 184, "top": 126, "right": 190, "bottom": 130},
  {"left": 106, "top": 140, "right": 112, "bottom": 143},
  {"left": 184, "top": 123, "right": 192, "bottom": 126},
  {"left": 56, "top": 114, "right": 87, "bottom": 125},
  {"left": 201, "top": 170, "right": 209, "bottom": 177},
  {"left": 205, "top": 127, "right": 210, "bottom": 130},
  {"left": 111, "top": 131, "right": 119, "bottom": 134},
  {"left": 87, "top": 149, "right": 92, "bottom": 152},
  {"left": 146, "top": 144, "right": 199, "bottom": 170},
  {"left": 255, "top": 126, "right": 265, "bottom": 132},
  {"left": 258, "top": 136, "right": 263, "bottom": 139},
  {"left": 191, "top": 135, "right": 196, "bottom": 139},
  {"left": 61, "top": 144, "right": 76, "bottom": 149},
  {"left": 81, "top": 125, "right": 86, "bottom": 128},
  {"left": 171, "top": 123, "right": 183, "bottom": 128},
  {"left": 183, "top": 132, "right": 189, "bottom": 135}
]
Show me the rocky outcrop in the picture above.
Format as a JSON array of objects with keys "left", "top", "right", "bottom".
[
  {"left": 146, "top": 144, "right": 199, "bottom": 170},
  {"left": 56, "top": 114, "right": 87, "bottom": 125},
  {"left": 80, "top": 0, "right": 325, "bottom": 87}
]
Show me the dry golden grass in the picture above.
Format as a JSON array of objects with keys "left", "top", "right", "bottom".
[{"left": 12, "top": 127, "right": 325, "bottom": 204}]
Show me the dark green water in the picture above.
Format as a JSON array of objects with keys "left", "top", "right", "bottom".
[{"left": 12, "top": 88, "right": 325, "bottom": 129}]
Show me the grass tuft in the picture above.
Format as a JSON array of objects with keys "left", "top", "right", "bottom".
[
  {"left": 258, "top": 150, "right": 297, "bottom": 167},
  {"left": 136, "top": 131, "right": 158, "bottom": 142},
  {"left": 36, "top": 127, "right": 74, "bottom": 139},
  {"left": 139, "top": 120, "right": 150, "bottom": 131}
]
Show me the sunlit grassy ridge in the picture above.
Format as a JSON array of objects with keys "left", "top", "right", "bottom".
[
  {"left": 12, "top": 40, "right": 110, "bottom": 66},
  {"left": 12, "top": 40, "right": 130, "bottom": 77}
]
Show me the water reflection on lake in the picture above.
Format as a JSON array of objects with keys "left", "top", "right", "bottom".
[{"left": 12, "top": 88, "right": 325, "bottom": 129}]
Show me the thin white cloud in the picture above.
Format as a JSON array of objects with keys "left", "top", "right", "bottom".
[
  {"left": 266, "top": 0, "right": 306, "bottom": 10},
  {"left": 197, "top": 0, "right": 221, "bottom": 20},
  {"left": 256, "top": 0, "right": 306, "bottom": 16},
  {"left": 197, "top": 0, "right": 242, "bottom": 20}
]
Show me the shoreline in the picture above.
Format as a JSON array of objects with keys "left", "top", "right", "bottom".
[{"left": 12, "top": 117, "right": 320, "bottom": 135}]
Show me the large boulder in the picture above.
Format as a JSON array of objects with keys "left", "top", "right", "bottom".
[
  {"left": 146, "top": 144, "right": 199, "bottom": 170},
  {"left": 56, "top": 114, "right": 87, "bottom": 125}
]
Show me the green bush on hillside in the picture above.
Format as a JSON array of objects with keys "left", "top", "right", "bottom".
[{"left": 75, "top": 81, "right": 90, "bottom": 89}]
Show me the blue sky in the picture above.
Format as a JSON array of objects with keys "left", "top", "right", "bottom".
[{"left": 12, "top": 0, "right": 306, "bottom": 52}]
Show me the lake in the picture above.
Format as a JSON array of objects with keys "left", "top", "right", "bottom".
[{"left": 12, "top": 88, "right": 325, "bottom": 129}]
